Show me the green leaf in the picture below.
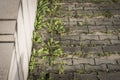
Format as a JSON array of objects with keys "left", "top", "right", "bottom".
[
  {"left": 32, "top": 48, "right": 36, "bottom": 55},
  {"left": 36, "top": 37, "right": 42, "bottom": 43},
  {"left": 79, "top": 22, "right": 83, "bottom": 26},
  {"left": 38, "top": 48, "right": 44, "bottom": 56},
  {"left": 33, "top": 31, "right": 37, "bottom": 39},
  {"left": 50, "top": 38, "right": 53, "bottom": 43},
  {"left": 42, "top": 56, "right": 46, "bottom": 60}
]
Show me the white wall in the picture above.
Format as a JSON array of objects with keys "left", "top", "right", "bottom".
[{"left": 8, "top": 0, "right": 37, "bottom": 80}]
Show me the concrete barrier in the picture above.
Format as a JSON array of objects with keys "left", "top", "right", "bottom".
[{"left": 0, "top": 0, "right": 37, "bottom": 80}]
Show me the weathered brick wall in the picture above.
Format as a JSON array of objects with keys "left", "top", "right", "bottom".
[{"left": 29, "top": 0, "right": 120, "bottom": 80}]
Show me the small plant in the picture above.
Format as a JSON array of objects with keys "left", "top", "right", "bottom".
[
  {"left": 28, "top": 0, "right": 65, "bottom": 80},
  {"left": 97, "top": 52, "right": 111, "bottom": 57},
  {"left": 102, "top": 11, "right": 113, "bottom": 18},
  {"left": 78, "top": 22, "right": 83, "bottom": 27},
  {"left": 29, "top": 48, "right": 37, "bottom": 73},
  {"left": 46, "top": 18, "right": 65, "bottom": 35},
  {"left": 112, "top": 0, "right": 119, "bottom": 3}
]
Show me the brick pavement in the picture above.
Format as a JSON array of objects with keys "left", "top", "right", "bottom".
[{"left": 29, "top": 0, "right": 120, "bottom": 80}]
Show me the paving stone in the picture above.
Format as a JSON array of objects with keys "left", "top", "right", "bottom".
[
  {"left": 99, "top": 5, "right": 118, "bottom": 10},
  {"left": 112, "top": 17, "right": 120, "bottom": 22},
  {"left": 106, "top": 25, "right": 116, "bottom": 33},
  {"left": 0, "top": 0, "right": 20, "bottom": 19},
  {"left": 103, "top": 18, "right": 113, "bottom": 22},
  {"left": 118, "top": 33, "right": 120, "bottom": 39},
  {"left": 68, "top": 4, "right": 75, "bottom": 10},
  {"left": 80, "top": 40, "right": 91, "bottom": 46},
  {"left": 63, "top": 65, "right": 84, "bottom": 72},
  {"left": 60, "top": 10, "right": 69, "bottom": 17},
  {"left": 69, "top": 21, "right": 77, "bottom": 26},
  {"left": 114, "top": 26, "right": 120, "bottom": 31},
  {"left": 0, "top": 43, "right": 14, "bottom": 80},
  {"left": 117, "top": 59, "right": 120, "bottom": 64},
  {"left": 48, "top": 59, "right": 79, "bottom": 72},
  {"left": 60, "top": 17, "right": 69, "bottom": 22},
  {"left": 62, "top": 46, "right": 81, "bottom": 54},
  {"left": 91, "top": 40, "right": 111, "bottom": 46},
  {"left": 69, "top": 10, "right": 77, "bottom": 18},
  {"left": 85, "top": 64, "right": 107, "bottom": 72},
  {"left": 61, "top": 35, "right": 79, "bottom": 40},
  {"left": 67, "top": 0, "right": 77, "bottom": 3},
  {"left": 59, "top": 73, "right": 73, "bottom": 80},
  {"left": 76, "top": 18, "right": 84, "bottom": 22},
  {"left": 82, "top": 20, "right": 96, "bottom": 26},
  {"left": 62, "top": 58, "right": 73, "bottom": 65},
  {"left": 111, "top": 10, "right": 120, "bottom": 16},
  {"left": 62, "top": 46, "right": 72, "bottom": 54},
  {"left": 70, "top": 26, "right": 89, "bottom": 33},
  {"left": 53, "top": 36, "right": 60, "bottom": 41},
  {"left": 94, "top": 18, "right": 104, "bottom": 22},
  {"left": 73, "top": 7, "right": 83, "bottom": 10},
  {"left": 95, "top": 58, "right": 116, "bottom": 65},
  {"left": 103, "top": 45, "right": 120, "bottom": 53},
  {"left": 95, "top": 21, "right": 113, "bottom": 26},
  {"left": 0, "top": 35, "right": 14, "bottom": 42},
  {"left": 82, "top": 46, "right": 103, "bottom": 54},
  {"left": 69, "top": 30, "right": 80, "bottom": 35},
  {"left": 88, "top": 25, "right": 107, "bottom": 33},
  {"left": 56, "top": 3, "right": 69, "bottom": 11},
  {"left": 76, "top": 0, "right": 86, "bottom": 3},
  {"left": 93, "top": 10, "right": 103, "bottom": 16},
  {"left": 73, "top": 58, "right": 95, "bottom": 65},
  {"left": 74, "top": 72, "right": 98, "bottom": 80},
  {"left": 99, "top": 34, "right": 118, "bottom": 40},
  {"left": 84, "top": 6, "right": 99, "bottom": 10},
  {"left": 110, "top": 40, "right": 120, "bottom": 45},
  {"left": 80, "top": 34, "right": 99, "bottom": 40},
  {"left": 50, "top": 73, "right": 73, "bottom": 80},
  {"left": 77, "top": 10, "right": 93, "bottom": 16},
  {"left": 112, "top": 4, "right": 120, "bottom": 10},
  {"left": 108, "top": 64, "right": 120, "bottom": 71},
  {"left": 81, "top": 2, "right": 97, "bottom": 7},
  {"left": 98, "top": 72, "right": 120, "bottom": 80},
  {"left": 70, "top": 18, "right": 77, "bottom": 22},
  {"left": 75, "top": 3, "right": 85, "bottom": 8},
  {"left": 70, "top": 40, "right": 80, "bottom": 46},
  {"left": 60, "top": 40, "right": 70, "bottom": 46},
  {"left": 70, "top": 35, "right": 80, "bottom": 40},
  {"left": 50, "top": 73, "right": 60, "bottom": 80},
  {"left": 0, "top": 21, "right": 16, "bottom": 34},
  {"left": 113, "top": 21, "right": 120, "bottom": 26}
]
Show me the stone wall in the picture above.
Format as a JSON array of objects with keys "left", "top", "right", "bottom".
[{"left": 8, "top": 0, "right": 37, "bottom": 80}]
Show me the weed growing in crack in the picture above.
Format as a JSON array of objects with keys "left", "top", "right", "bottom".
[{"left": 28, "top": 0, "right": 65, "bottom": 80}]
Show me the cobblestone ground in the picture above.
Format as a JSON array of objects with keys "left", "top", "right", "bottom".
[{"left": 29, "top": 0, "right": 120, "bottom": 80}]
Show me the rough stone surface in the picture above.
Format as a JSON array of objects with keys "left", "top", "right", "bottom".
[
  {"left": 103, "top": 45, "right": 120, "bottom": 53},
  {"left": 98, "top": 72, "right": 120, "bottom": 80},
  {"left": 108, "top": 64, "right": 120, "bottom": 71},
  {"left": 30, "top": 0, "right": 120, "bottom": 80},
  {"left": 74, "top": 72, "right": 98, "bottom": 80},
  {"left": 82, "top": 46, "right": 103, "bottom": 54},
  {"left": 73, "top": 58, "right": 95, "bottom": 65},
  {"left": 95, "top": 58, "right": 116, "bottom": 65},
  {"left": 85, "top": 64, "right": 107, "bottom": 72}
]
